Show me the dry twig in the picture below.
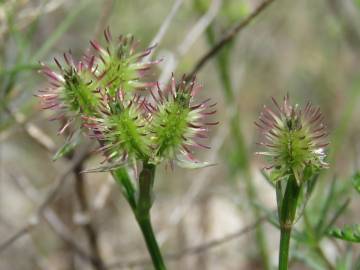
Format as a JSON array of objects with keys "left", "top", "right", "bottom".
[
  {"left": 186, "top": 0, "right": 276, "bottom": 80},
  {"left": 142, "top": 0, "right": 184, "bottom": 63},
  {"left": 7, "top": 168, "right": 105, "bottom": 268},
  {"left": 0, "top": 146, "right": 91, "bottom": 254},
  {"left": 0, "top": 222, "right": 36, "bottom": 254},
  {"left": 107, "top": 214, "right": 269, "bottom": 269},
  {"left": 74, "top": 163, "right": 106, "bottom": 270},
  {"left": 1, "top": 107, "right": 56, "bottom": 152},
  {"left": 158, "top": 0, "right": 222, "bottom": 85}
]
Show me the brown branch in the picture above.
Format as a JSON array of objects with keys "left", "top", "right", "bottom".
[
  {"left": 107, "top": 214, "right": 268, "bottom": 269},
  {"left": 0, "top": 222, "right": 36, "bottom": 254},
  {"left": 187, "top": 0, "right": 276, "bottom": 80},
  {"left": 0, "top": 211, "right": 94, "bottom": 264},
  {"left": 142, "top": 0, "right": 184, "bottom": 63},
  {"left": 0, "top": 145, "right": 91, "bottom": 254},
  {"left": 2, "top": 106, "right": 56, "bottom": 153},
  {"left": 2, "top": 2, "right": 111, "bottom": 262},
  {"left": 1, "top": 107, "right": 105, "bottom": 267},
  {"left": 58, "top": 137, "right": 104, "bottom": 264},
  {"left": 38, "top": 145, "right": 91, "bottom": 215},
  {"left": 43, "top": 208, "right": 105, "bottom": 268},
  {"left": 5, "top": 167, "right": 106, "bottom": 268},
  {"left": 74, "top": 163, "right": 106, "bottom": 270}
]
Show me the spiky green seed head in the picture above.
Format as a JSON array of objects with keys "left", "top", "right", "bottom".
[
  {"left": 255, "top": 95, "right": 329, "bottom": 184},
  {"left": 147, "top": 76, "right": 218, "bottom": 167},
  {"left": 84, "top": 89, "right": 150, "bottom": 168},
  {"left": 37, "top": 53, "right": 100, "bottom": 136},
  {"left": 90, "top": 28, "right": 159, "bottom": 97}
]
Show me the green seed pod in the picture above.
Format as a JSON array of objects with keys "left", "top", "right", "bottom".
[
  {"left": 37, "top": 53, "right": 100, "bottom": 136},
  {"left": 147, "top": 76, "right": 218, "bottom": 167},
  {"left": 255, "top": 95, "right": 329, "bottom": 184},
  {"left": 90, "top": 28, "right": 159, "bottom": 97},
  {"left": 83, "top": 89, "right": 150, "bottom": 169}
]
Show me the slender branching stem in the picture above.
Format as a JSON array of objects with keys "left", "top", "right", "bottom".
[
  {"left": 113, "top": 163, "right": 166, "bottom": 270},
  {"left": 136, "top": 213, "right": 166, "bottom": 270},
  {"left": 279, "top": 227, "right": 292, "bottom": 270},
  {"left": 135, "top": 162, "right": 166, "bottom": 270},
  {"left": 278, "top": 175, "right": 301, "bottom": 270},
  {"left": 112, "top": 168, "right": 137, "bottom": 210}
]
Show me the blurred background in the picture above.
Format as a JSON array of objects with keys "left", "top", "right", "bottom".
[{"left": 1, "top": 0, "right": 360, "bottom": 269}]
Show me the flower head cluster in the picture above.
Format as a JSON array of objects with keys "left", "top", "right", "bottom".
[
  {"left": 255, "top": 95, "right": 328, "bottom": 184},
  {"left": 38, "top": 28, "right": 157, "bottom": 138},
  {"left": 38, "top": 29, "right": 217, "bottom": 170},
  {"left": 147, "top": 76, "right": 218, "bottom": 167},
  {"left": 83, "top": 89, "right": 150, "bottom": 167},
  {"left": 83, "top": 75, "right": 217, "bottom": 170},
  {"left": 90, "top": 27, "right": 159, "bottom": 97},
  {"left": 37, "top": 52, "right": 100, "bottom": 136}
]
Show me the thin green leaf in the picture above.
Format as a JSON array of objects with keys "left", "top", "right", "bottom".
[
  {"left": 112, "top": 168, "right": 137, "bottom": 210},
  {"left": 295, "top": 178, "right": 316, "bottom": 223},
  {"left": 323, "top": 199, "right": 350, "bottom": 235},
  {"left": 81, "top": 162, "right": 127, "bottom": 173},
  {"left": 353, "top": 254, "right": 360, "bottom": 270},
  {"left": 175, "top": 157, "right": 215, "bottom": 169},
  {"left": 328, "top": 224, "right": 360, "bottom": 243},
  {"left": 316, "top": 176, "right": 337, "bottom": 235},
  {"left": 52, "top": 134, "right": 80, "bottom": 161},
  {"left": 276, "top": 181, "right": 283, "bottom": 218},
  {"left": 31, "top": 0, "right": 89, "bottom": 61},
  {"left": 261, "top": 169, "right": 275, "bottom": 188},
  {"left": 335, "top": 249, "right": 352, "bottom": 270},
  {"left": 292, "top": 250, "right": 327, "bottom": 270},
  {"left": 351, "top": 172, "right": 360, "bottom": 194},
  {"left": 356, "top": 0, "right": 360, "bottom": 9}
]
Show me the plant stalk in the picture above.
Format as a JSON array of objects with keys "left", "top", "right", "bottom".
[
  {"left": 278, "top": 176, "right": 301, "bottom": 270},
  {"left": 113, "top": 163, "right": 166, "bottom": 269},
  {"left": 136, "top": 214, "right": 166, "bottom": 270},
  {"left": 279, "top": 226, "right": 292, "bottom": 270},
  {"left": 135, "top": 163, "right": 166, "bottom": 270}
]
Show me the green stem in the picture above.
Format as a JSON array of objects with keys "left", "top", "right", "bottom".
[
  {"left": 279, "top": 227, "right": 291, "bottom": 270},
  {"left": 278, "top": 176, "right": 301, "bottom": 270},
  {"left": 112, "top": 164, "right": 166, "bottom": 270},
  {"left": 136, "top": 214, "right": 166, "bottom": 270},
  {"left": 112, "top": 168, "right": 136, "bottom": 210},
  {"left": 135, "top": 162, "right": 166, "bottom": 270}
]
